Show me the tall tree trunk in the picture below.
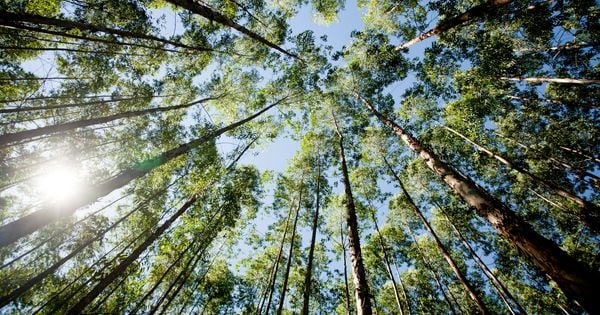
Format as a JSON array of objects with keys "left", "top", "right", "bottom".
[
  {"left": 164, "top": 0, "right": 297, "bottom": 58},
  {"left": 0, "top": 12, "right": 210, "bottom": 52},
  {"left": 493, "top": 131, "right": 600, "bottom": 187},
  {"left": 333, "top": 115, "right": 373, "bottom": 315},
  {"left": 262, "top": 203, "right": 295, "bottom": 315},
  {"left": 558, "top": 146, "right": 600, "bottom": 164},
  {"left": 395, "top": 0, "right": 513, "bottom": 50},
  {"left": 0, "top": 95, "right": 287, "bottom": 248},
  {"left": 434, "top": 201, "right": 527, "bottom": 315},
  {"left": 371, "top": 211, "right": 404, "bottom": 315},
  {"left": 500, "top": 77, "right": 600, "bottom": 85},
  {"left": 0, "top": 96, "right": 219, "bottom": 146},
  {"left": 341, "top": 220, "right": 352, "bottom": 315},
  {"left": 386, "top": 161, "right": 490, "bottom": 315},
  {"left": 391, "top": 258, "right": 412, "bottom": 315},
  {"left": 404, "top": 222, "right": 459, "bottom": 315},
  {"left": 65, "top": 145, "right": 251, "bottom": 314},
  {"left": 0, "top": 94, "right": 182, "bottom": 114},
  {"left": 442, "top": 125, "right": 599, "bottom": 231},
  {"left": 66, "top": 193, "right": 204, "bottom": 313},
  {"left": 301, "top": 159, "right": 321, "bottom": 315},
  {"left": 359, "top": 95, "right": 600, "bottom": 313},
  {"left": 276, "top": 184, "right": 303, "bottom": 315}
]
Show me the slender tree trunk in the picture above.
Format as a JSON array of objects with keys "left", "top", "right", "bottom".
[
  {"left": 301, "top": 160, "right": 321, "bottom": 315},
  {"left": 391, "top": 258, "right": 412, "bottom": 315},
  {"left": 359, "top": 95, "right": 600, "bottom": 313},
  {"left": 435, "top": 201, "right": 527, "bottom": 315},
  {"left": 65, "top": 155, "right": 241, "bottom": 315},
  {"left": 395, "top": 0, "right": 513, "bottom": 50},
  {"left": 507, "top": 95, "right": 598, "bottom": 109},
  {"left": 0, "top": 95, "right": 287, "bottom": 248},
  {"left": 276, "top": 185, "right": 303, "bottom": 315},
  {"left": 386, "top": 163, "right": 490, "bottom": 315},
  {"left": 0, "top": 96, "right": 219, "bottom": 146},
  {"left": 500, "top": 77, "right": 600, "bottom": 85},
  {"left": 559, "top": 146, "right": 600, "bottom": 164},
  {"left": 152, "top": 238, "right": 214, "bottom": 315},
  {"left": 0, "top": 12, "right": 211, "bottom": 52},
  {"left": 0, "top": 198, "right": 145, "bottom": 307},
  {"left": 371, "top": 212, "right": 404, "bottom": 315},
  {"left": 164, "top": 0, "right": 297, "bottom": 58},
  {"left": 443, "top": 125, "right": 599, "bottom": 231},
  {"left": 262, "top": 204, "right": 295, "bottom": 315},
  {"left": 493, "top": 131, "right": 600, "bottom": 186},
  {"left": 0, "top": 76, "right": 86, "bottom": 81},
  {"left": 333, "top": 115, "right": 373, "bottom": 315},
  {"left": 0, "top": 94, "right": 181, "bottom": 114},
  {"left": 341, "top": 220, "right": 352, "bottom": 315},
  {"left": 130, "top": 242, "right": 195, "bottom": 313},
  {"left": 405, "top": 223, "right": 458, "bottom": 315},
  {"left": 0, "top": 45, "right": 152, "bottom": 57}
]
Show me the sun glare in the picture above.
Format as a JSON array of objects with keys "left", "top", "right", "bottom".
[{"left": 34, "top": 165, "right": 81, "bottom": 203}]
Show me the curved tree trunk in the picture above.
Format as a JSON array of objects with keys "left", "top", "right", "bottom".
[
  {"left": 443, "top": 125, "right": 599, "bottom": 231},
  {"left": 0, "top": 96, "right": 220, "bottom": 146},
  {"left": 0, "top": 96, "right": 287, "bottom": 248},
  {"left": 164, "top": 0, "right": 297, "bottom": 58},
  {"left": 386, "top": 162, "right": 490, "bottom": 314},
  {"left": 333, "top": 115, "right": 373, "bottom": 315},
  {"left": 360, "top": 94, "right": 600, "bottom": 314},
  {"left": 395, "top": 0, "right": 513, "bottom": 50},
  {"left": 301, "top": 160, "right": 321, "bottom": 315}
]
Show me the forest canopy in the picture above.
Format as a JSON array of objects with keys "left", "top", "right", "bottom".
[{"left": 0, "top": 0, "right": 598, "bottom": 314}]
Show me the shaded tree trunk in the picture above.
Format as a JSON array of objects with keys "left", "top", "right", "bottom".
[
  {"left": 301, "top": 160, "right": 321, "bottom": 315},
  {"left": 360, "top": 95, "right": 600, "bottom": 313},
  {"left": 0, "top": 96, "right": 220, "bottom": 146},
  {"left": 333, "top": 115, "right": 373, "bottom": 315},
  {"left": 386, "top": 161, "right": 490, "bottom": 314},
  {"left": 0, "top": 95, "right": 288, "bottom": 248},
  {"left": 443, "top": 125, "right": 599, "bottom": 231},
  {"left": 395, "top": 0, "right": 513, "bottom": 50},
  {"left": 164, "top": 0, "right": 297, "bottom": 58}
]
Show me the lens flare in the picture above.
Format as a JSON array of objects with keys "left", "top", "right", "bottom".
[{"left": 34, "top": 165, "right": 81, "bottom": 203}]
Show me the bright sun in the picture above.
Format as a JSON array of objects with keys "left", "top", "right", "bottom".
[{"left": 34, "top": 165, "right": 81, "bottom": 203}]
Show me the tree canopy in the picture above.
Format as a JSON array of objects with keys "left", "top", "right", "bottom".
[{"left": 0, "top": 0, "right": 598, "bottom": 314}]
